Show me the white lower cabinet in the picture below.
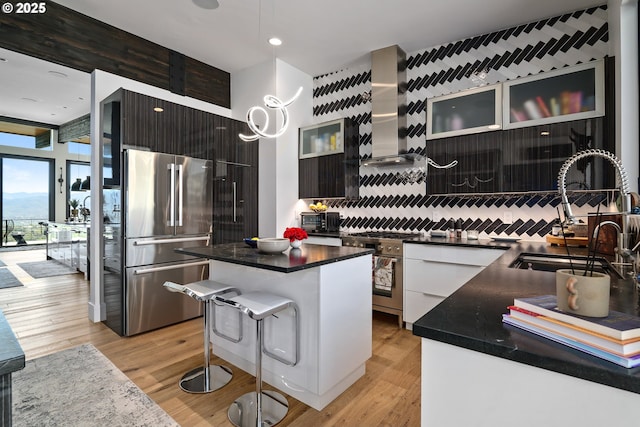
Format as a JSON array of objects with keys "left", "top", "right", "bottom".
[
  {"left": 304, "top": 236, "right": 342, "bottom": 247},
  {"left": 403, "top": 243, "right": 505, "bottom": 328}
]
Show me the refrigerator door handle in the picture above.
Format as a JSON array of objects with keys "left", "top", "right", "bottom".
[
  {"left": 168, "top": 163, "right": 176, "bottom": 227},
  {"left": 232, "top": 181, "right": 237, "bottom": 222},
  {"left": 132, "top": 236, "right": 210, "bottom": 246},
  {"left": 133, "top": 260, "right": 209, "bottom": 275},
  {"left": 176, "top": 163, "right": 183, "bottom": 227}
]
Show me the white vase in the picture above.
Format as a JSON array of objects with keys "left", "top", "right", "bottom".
[{"left": 290, "top": 239, "right": 302, "bottom": 249}]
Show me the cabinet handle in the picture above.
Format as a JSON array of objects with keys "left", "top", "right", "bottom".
[
  {"left": 167, "top": 163, "right": 175, "bottom": 227},
  {"left": 132, "top": 236, "right": 210, "bottom": 246},
  {"left": 133, "top": 260, "right": 209, "bottom": 275},
  {"left": 176, "top": 163, "right": 183, "bottom": 227},
  {"left": 232, "top": 181, "right": 237, "bottom": 222}
]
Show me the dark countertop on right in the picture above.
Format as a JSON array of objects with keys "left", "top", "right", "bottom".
[{"left": 410, "top": 239, "right": 640, "bottom": 395}]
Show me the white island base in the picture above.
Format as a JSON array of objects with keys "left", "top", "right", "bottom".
[
  {"left": 421, "top": 338, "right": 638, "bottom": 426},
  {"left": 209, "top": 254, "right": 372, "bottom": 411}
]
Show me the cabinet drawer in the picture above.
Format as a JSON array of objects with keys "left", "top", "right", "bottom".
[
  {"left": 405, "top": 258, "right": 483, "bottom": 296},
  {"left": 404, "top": 243, "right": 504, "bottom": 266},
  {"left": 404, "top": 290, "right": 444, "bottom": 324},
  {"left": 305, "top": 236, "right": 342, "bottom": 247}
]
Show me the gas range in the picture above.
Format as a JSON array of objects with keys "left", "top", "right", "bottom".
[{"left": 342, "top": 231, "right": 421, "bottom": 256}]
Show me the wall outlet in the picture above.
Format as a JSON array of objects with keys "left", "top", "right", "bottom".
[
  {"left": 433, "top": 211, "right": 442, "bottom": 222},
  {"left": 503, "top": 211, "right": 513, "bottom": 225}
]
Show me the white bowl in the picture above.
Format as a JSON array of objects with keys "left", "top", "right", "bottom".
[{"left": 257, "top": 237, "right": 290, "bottom": 254}]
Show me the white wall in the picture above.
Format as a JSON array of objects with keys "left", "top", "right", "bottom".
[
  {"left": 232, "top": 60, "right": 278, "bottom": 236},
  {"left": 610, "top": 0, "right": 639, "bottom": 193},
  {"left": 231, "top": 59, "right": 313, "bottom": 237},
  {"left": 274, "top": 59, "right": 313, "bottom": 233}
]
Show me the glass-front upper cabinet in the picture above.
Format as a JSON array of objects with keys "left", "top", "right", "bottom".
[
  {"left": 503, "top": 60, "right": 605, "bottom": 129},
  {"left": 299, "top": 118, "right": 345, "bottom": 159},
  {"left": 426, "top": 84, "right": 502, "bottom": 140}
]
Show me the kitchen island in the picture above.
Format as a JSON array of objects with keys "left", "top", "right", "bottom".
[
  {"left": 410, "top": 240, "right": 640, "bottom": 426},
  {"left": 176, "top": 242, "right": 373, "bottom": 410}
]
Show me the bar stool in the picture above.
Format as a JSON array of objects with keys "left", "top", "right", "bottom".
[
  {"left": 215, "top": 291, "right": 299, "bottom": 427},
  {"left": 163, "top": 279, "right": 242, "bottom": 393}
]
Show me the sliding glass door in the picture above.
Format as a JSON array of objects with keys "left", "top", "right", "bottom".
[{"left": 1, "top": 156, "right": 53, "bottom": 246}]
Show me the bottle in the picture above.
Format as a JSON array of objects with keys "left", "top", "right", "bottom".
[
  {"left": 448, "top": 218, "right": 456, "bottom": 239},
  {"left": 455, "top": 219, "right": 462, "bottom": 239},
  {"left": 552, "top": 220, "right": 562, "bottom": 236}
]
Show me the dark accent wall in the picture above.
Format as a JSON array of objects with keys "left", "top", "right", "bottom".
[{"left": 0, "top": 2, "right": 230, "bottom": 108}]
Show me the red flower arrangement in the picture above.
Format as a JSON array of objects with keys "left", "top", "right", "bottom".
[{"left": 283, "top": 227, "right": 308, "bottom": 242}]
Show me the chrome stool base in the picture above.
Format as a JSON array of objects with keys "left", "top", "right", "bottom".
[
  {"left": 179, "top": 364, "right": 233, "bottom": 394},
  {"left": 228, "top": 390, "right": 289, "bottom": 427}
]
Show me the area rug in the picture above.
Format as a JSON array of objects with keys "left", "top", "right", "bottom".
[
  {"left": 17, "top": 260, "right": 78, "bottom": 278},
  {"left": 12, "top": 344, "right": 179, "bottom": 427},
  {"left": 0, "top": 268, "right": 22, "bottom": 289},
  {"left": 0, "top": 244, "right": 46, "bottom": 252}
]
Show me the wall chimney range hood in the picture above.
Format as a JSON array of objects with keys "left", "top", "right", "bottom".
[{"left": 362, "top": 45, "right": 419, "bottom": 167}]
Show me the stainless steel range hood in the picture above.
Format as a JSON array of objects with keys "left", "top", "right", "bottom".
[{"left": 362, "top": 45, "right": 419, "bottom": 167}]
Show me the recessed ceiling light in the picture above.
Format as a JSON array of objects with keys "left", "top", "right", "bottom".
[
  {"left": 269, "top": 37, "right": 282, "bottom": 46},
  {"left": 48, "top": 70, "right": 68, "bottom": 78},
  {"left": 153, "top": 107, "right": 164, "bottom": 112},
  {"left": 541, "top": 131, "right": 550, "bottom": 136},
  {"left": 0, "top": 58, "right": 7, "bottom": 62}
]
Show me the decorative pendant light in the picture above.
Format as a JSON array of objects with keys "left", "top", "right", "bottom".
[{"left": 239, "top": 87, "right": 303, "bottom": 141}]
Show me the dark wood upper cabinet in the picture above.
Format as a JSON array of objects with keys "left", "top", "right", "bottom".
[
  {"left": 298, "top": 118, "right": 359, "bottom": 200},
  {"left": 426, "top": 117, "right": 612, "bottom": 194},
  {"left": 212, "top": 117, "right": 258, "bottom": 244},
  {"left": 425, "top": 58, "right": 615, "bottom": 195}
]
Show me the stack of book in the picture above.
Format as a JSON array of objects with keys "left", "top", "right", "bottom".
[{"left": 502, "top": 295, "right": 640, "bottom": 368}]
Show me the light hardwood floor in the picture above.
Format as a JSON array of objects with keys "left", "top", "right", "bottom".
[{"left": 0, "top": 248, "right": 421, "bottom": 426}]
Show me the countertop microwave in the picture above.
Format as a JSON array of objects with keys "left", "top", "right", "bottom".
[{"left": 300, "top": 212, "right": 340, "bottom": 233}]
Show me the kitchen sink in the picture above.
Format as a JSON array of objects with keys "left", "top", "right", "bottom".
[{"left": 509, "top": 252, "right": 623, "bottom": 278}]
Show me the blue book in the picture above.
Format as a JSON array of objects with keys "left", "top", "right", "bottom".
[
  {"left": 513, "top": 295, "right": 640, "bottom": 341},
  {"left": 503, "top": 314, "right": 640, "bottom": 368}
]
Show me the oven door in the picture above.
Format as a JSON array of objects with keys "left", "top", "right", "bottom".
[{"left": 372, "top": 255, "right": 403, "bottom": 311}]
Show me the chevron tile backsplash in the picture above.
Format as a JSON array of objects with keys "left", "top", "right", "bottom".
[{"left": 309, "top": 5, "right": 613, "bottom": 241}]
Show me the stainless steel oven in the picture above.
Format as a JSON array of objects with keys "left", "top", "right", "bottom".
[{"left": 342, "top": 231, "right": 420, "bottom": 328}]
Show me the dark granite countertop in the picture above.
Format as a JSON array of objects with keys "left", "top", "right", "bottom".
[
  {"left": 0, "top": 308, "right": 25, "bottom": 376},
  {"left": 403, "top": 235, "right": 518, "bottom": 249},
  {"left": 176, "top": 242, "right": 373, "bottom": 273},
  {"left": 411, "top": 239, "right": 640, "bottom": 394}
]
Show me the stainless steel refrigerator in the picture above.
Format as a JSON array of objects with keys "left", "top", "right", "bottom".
[{"left": 103, "top": 149, "right": 212, "bottom": 336}]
